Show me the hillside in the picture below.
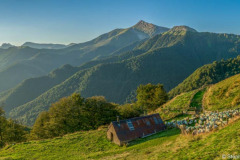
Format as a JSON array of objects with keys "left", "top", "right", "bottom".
[
  {"left": 155, "top": 90, "right": 198, "bottom": 120},
  {"left": 0, "top": 46, "right": 146, "bottom": 117},
  {"left": 203, "top": 73, "right": 240, "bottom": 111},
  {"left": 8, "top": 27, "right": 240, "bottom": 126},
  {"left": 0, "top": 64, "right": 79, "bottom": 113},
  {"left": 169, "top": 56, "right": 240, "bottom": 98},
  {"left": 155, "top": 73, "right": 240, "bottom": 121},
  {"left": 1, "top": 119, "right": 240, "bottom": 159},
  {"left": 0, "top": 20, "right": 164, "bottom": 93}
]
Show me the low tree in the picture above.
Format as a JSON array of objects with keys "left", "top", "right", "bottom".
[
  {"left": 4, "top": 119, "right": 27, "bottom": 143},
  {"left": 0, "top": 107, "right": 7, "bottom": 147},
  {"left": 136, "top": 83, "right": 168, "bottom": 111},
  {"left": 31, "top": 93, "right": 84, "bottom": 139},
  {"left": 83, "top": 96, "right": 118, "bottom": 129},
  {"left": 30, "top": 111, "right": 50, "bottom": 139},
  {"left": 31, "top": 94, "right": 118, "bottom": 139},
  {"left": 117, "top": 104, "right": 143, "bottom": 119},
  {"left": 0, "top": 106, "right": 27, "bottom": 147}
]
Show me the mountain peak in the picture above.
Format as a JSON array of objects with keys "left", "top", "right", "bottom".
[
  {"left": 134, "top": 20, "right": 152, "bottom": 27},
  {"left": 171, "top": 26, "right": 197, "bottom": 32},
  {"left": 132, "top": 20, "right": 169, "bottom": 37}
]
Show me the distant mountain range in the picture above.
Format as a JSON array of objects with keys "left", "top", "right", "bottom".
[
  {"left": 21, "top": 42, "right": 74, "bottom": 49},
  {"left": 0, "top": 21, "right": 168, "bottom": 93},
  {"left": 1, "top": 20, "right": 240, "bottom": 126},
  {"left": 0, "top": 42, "right": 76, "bottom": 49},
  {"left": 0, "top": 43, "right": 15, "bottom": 49}
]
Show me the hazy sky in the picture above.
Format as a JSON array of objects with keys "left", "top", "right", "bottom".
[{"left": 0, "top": 0, "right": 240, "bottom": 45}]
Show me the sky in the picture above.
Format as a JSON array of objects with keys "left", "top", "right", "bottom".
[{"left": 0, "top": 0, "right": 240, "bottom": 45}]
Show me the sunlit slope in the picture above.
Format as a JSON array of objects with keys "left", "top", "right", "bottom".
[
  {"left": 169, "top": 56, "right": 240, "bottom": 98},
  {"left": 203, "top": 74, "right": 240, "bottom": 111},
  {"left": 1, "top": 119, "right": 240, "bottom": 159},
  {"left": 155, "top": 90, "right": 197, "bottom": 120}
]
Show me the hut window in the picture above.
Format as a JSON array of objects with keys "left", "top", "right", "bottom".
[
  {"left": 127, "top": 120, "right": 135, "bottom": 131},
  {"left": 153, "top": 117, "right": 159, "bottom": 124},
  {"left": 146, "top": 120, "right": 150, "bottom": 126},
  {"left": 158, "top": 118, "right": 163, "bottom": 124}
]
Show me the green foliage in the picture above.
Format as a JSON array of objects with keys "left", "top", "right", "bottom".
[
  {"left": 169, "top": 56, "right": 240, "bottom": 98},
  {"left": 30, "top": 112, "right": 50, "bottom": 140},
  {"left": 83, "top": 96, "right": 118, "bottom": 129},
  {"left": 136, "top": 83, "right": 168, "bottom": 111},
  {"left": 30, "top": 93, "right": 118, "bottom": 139},
  {"left": 0, "top": 106, "right": 27, "bottom": 148},
  {"left": 117, "top": 104, "right": 143, "bottom": 119}
]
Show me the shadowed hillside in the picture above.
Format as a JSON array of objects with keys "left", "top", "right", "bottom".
[{"left": 0, "top": 64, "right": 79, "bottom": 113}]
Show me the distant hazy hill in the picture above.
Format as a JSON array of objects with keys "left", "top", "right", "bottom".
[
  {"left": 0, "top": 20, "right": 167, "bottom": 93},
  {"left": 21, "top": 42, "right": 70, "bottom": 49},
  {"left": 169, "top": 56, "right": 240, "bottom": 98},
  {"left": 8, "top": 26, "right": 240, "bottom": 126},
  {"left": 0, "top": 64, "right": 79, "bottom": 113},
  {"left": 0, "top": 43, "right": 15, "bottom": 49}
]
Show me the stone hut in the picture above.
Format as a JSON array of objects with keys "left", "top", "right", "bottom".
[{"left": 107, "top": 113, "right": 166, "bottom": 146}]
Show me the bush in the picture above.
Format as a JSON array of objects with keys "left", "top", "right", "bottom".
[
  {"left": 136, "top": 83, "right": 168, "bottom": 111},
  {"left": 117, "top": 104, "right": 143, "bottom": 119},
  {"left": 0, "top": 106, "right": 27, "bottom": 148},
  {"left": 30, "top": 93, "right": 118, "bottom": 139}
]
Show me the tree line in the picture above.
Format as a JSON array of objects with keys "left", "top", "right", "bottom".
[
  {"left": 0, "top": 83, "right": 168, "bottom": 146},
  {"left": 30, "top": 83, "right": 168, "bottom": 139}
]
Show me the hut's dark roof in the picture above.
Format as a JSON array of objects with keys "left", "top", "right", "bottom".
[{"left": 110, "top": 113, "right": 165, "bottom": 142}]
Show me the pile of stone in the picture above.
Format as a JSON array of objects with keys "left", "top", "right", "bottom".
[{"left": 165, "top": 108, "right": 240, "bottom": 135}]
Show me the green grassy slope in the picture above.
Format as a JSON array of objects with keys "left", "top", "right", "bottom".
[
  {"left": 203, "top": 74, "right": 240, "bottom": 111},
  {"left": 1, "top": 119, "right": 240, "bottom": 160},
  {"left": 190, "top": 89, "right": 206, "bottom": 110},
  {"left": 155, "top": 90, "right": 197, "bottom": 120},
  {"left": 169, "top": 56, "right": 240, "bottom": 98}
]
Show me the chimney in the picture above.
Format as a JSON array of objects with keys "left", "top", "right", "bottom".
[
  {"left": 144, "top": 110, "right": 147, "bottom": 116},
  {"left": 117, "top": 116, "right": 120, "bottom": 123}
]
